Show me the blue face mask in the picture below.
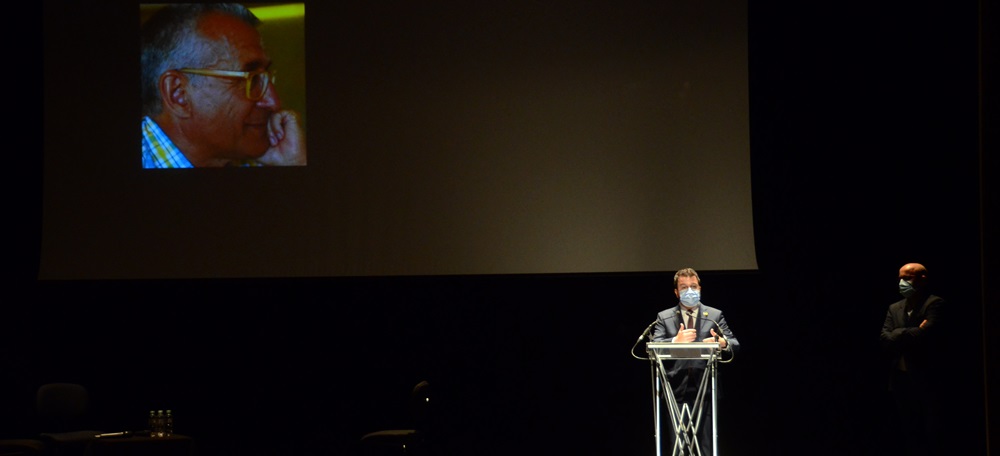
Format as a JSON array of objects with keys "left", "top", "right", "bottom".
[
  {"left": 899, "top": 279, "right": 916, "bottom": 298},
  {"left": 679, "top": 288, "right": 701, "bottom": 307}
]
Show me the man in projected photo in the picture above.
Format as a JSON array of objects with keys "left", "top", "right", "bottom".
[
  {"left": 650, "top": 267, "right": 739, "bottom": 456},
  {"left": 140, "top": 3, "right": 305, "bottom": 168}
]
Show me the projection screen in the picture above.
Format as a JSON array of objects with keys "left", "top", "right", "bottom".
[{"left": 40, "top": 0, "right": 755, "bottom": 279}]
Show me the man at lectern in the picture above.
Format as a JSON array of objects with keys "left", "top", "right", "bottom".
[
  {"left": 140, "top": 3, "right": 306, "bottom": 168},
  {"left": 651, "top": 267, "right": 739, "bottom": 455}
]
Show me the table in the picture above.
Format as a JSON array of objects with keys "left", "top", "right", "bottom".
[{"left": 84, "top": 435, "right": 195, "bottom": 456}]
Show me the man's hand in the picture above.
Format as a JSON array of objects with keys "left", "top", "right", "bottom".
[
  {"left": 705, "top": 329, "right": 727, "bottom": 349},
  {"left": 259, "top": 110, "right": 306, "bottom": 166},
  {"left": 673, "top": 323, "right": 698, "bottom": 343}
]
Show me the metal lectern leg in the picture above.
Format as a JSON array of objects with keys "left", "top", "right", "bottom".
[
  {"left": 651, "top": 360, "right": 661, "bottom": 456},
  {"left": 711, "top": 361, "right": 718, "bottom": 456},
  {"left": 647, "top": 343, "right": 721, "bottom": 456},
  {"left": 652, "top": 361, "right": 693, "bottom": 456},
  {"left": 653, "top": 364, "right": 719, "bottom": 455}
]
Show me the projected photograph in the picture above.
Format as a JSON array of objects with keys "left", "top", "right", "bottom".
[{"left": 139, "top": 3, "right": 307, "bottom": 168}]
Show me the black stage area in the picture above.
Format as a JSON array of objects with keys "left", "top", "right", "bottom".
[{"left": 12, "top": 1, "right": 996, "bottom": 455}]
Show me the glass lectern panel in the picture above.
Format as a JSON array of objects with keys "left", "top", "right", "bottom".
[{"left": 646, "top": 342, "right": 720, "bottom": 360}]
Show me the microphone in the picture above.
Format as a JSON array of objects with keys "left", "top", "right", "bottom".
[
  {"left": 702, "top": 311, "right": 718, "bottom": 337},
  {"left": 636, "top": 319, "right": 658, "bottom": 343},
  {"left": 699, "top": 310, "right": 737, "bottom": 363},
  {"left": 632, "top": 317, "right": 666, "bottom": 361},
  {"left": 699, "top": 310, "right": 731, "bottom": 349}
]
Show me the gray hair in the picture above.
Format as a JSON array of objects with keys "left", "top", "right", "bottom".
[{"left": 140, "top": 4, "right": 260, "bottom": 117}]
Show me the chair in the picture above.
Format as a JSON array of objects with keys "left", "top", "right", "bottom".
[
  {"left": 0, "top": 439, "right": 47, "bottom": 456},
  {"left": 359, "top": 380, "right": 433, "bottom": 456},
  {"left": 35, "top": 383, "right": 102, "bottom": 455}
]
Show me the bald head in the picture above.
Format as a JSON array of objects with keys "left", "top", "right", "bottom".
[{"left": 899, "top": 263, "right": 928, "bottom": 289}]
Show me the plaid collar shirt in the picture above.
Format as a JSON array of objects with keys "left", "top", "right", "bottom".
[
  {"left": 142, "top": 116, "right": 193, "bottom": 168},
  {"left": 142, "top": 116, "right": 263, "bottom": 168}
]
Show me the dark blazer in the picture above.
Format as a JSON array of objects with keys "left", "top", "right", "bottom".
[
  {"left": 650, "top": 303, "right": 740, "bottom": 388},
  {"left": 880, "top": 293, "right": 945, "bottom": 383}
]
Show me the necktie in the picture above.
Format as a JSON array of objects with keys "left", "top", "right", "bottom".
[{"left": 686, "top": 312, "right": 694, "bottom": 331}]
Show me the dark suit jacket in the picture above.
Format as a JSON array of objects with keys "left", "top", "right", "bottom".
[
  {"left": 650, "top": 303, "right": 739, "bottom": 392},
  {"left": 880, "top": 293, "right": 945, "bottom": 385}
]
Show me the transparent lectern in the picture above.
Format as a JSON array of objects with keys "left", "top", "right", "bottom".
[{"left": 646, "top": 341, "right": 721, "bottom": 456}]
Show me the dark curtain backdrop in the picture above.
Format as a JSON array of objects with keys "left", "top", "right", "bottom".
[{"left": 10, "top": 1, "right": 994, "bottom": 456}]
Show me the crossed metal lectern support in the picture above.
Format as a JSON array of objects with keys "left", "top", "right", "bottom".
[{"left": 646, "top": 342, "right": 720, "bottom": 456}]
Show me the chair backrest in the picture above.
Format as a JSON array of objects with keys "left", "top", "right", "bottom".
[
  {"left": 409, "top": 380, "right": 432, "bottom": 430},
  {"left": 36, "top": 383, "right": 90, "bottom": 433}
]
